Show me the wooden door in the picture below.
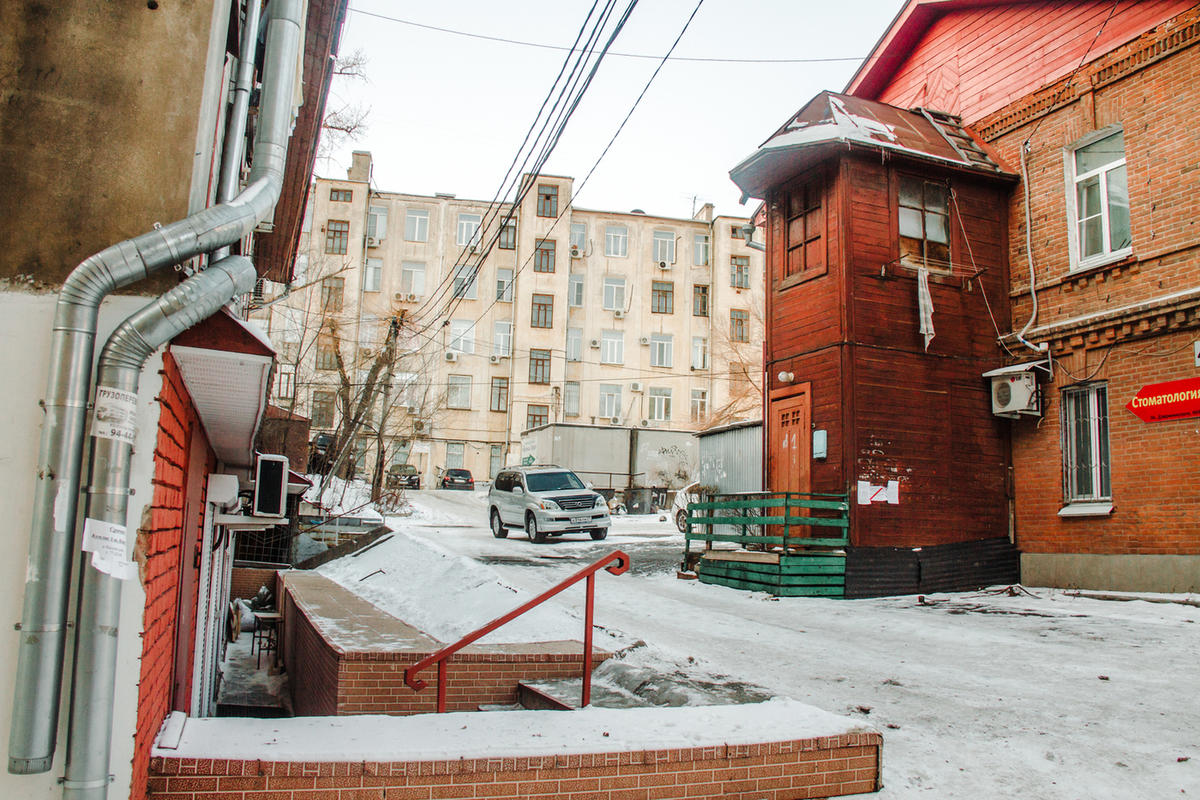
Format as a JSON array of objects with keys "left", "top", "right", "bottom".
[{"left": 768, "top": 387, "right": 811, "bottom": 544}]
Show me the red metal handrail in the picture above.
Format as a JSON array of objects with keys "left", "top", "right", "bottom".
[{"left": 404, "top": 549, "right": 630, "bottom": 712}]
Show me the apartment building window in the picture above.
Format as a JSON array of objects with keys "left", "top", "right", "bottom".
[
  {"left": 898, "top": 176, "right": 950, "bottom": 269},
  {"left": 786, "top": 178, "right": 824, "bottom": 278},
  {"left": 605, "top": 225, "right": 628, "bottom": 257},
  {"left": 452, "top": 264, "right": 477, "bottom": 299},
  {"left": 603, "top": 277, "right": 626, "bottom": 311},
  {"left": 446, "top": 442, "right": 465, "bottom": 469},
  {"left": 529, "top": 349, "right": 551, "bottom": 384},
  {"left": 330, "top": 188, "right": 352, "bottom": 202},
  {"left": 495, "top": 268, "right": 513, "bottom": 302},
  {"left": 694, "top": 232, "right": 710, "bottom": 266},
  {"left": 693, "top": 284, "right": 709, "bottom": 317},
  {"left": 531, "top": 294, "right": 554, "bottom": 328},
  {"left": 691, "top": 389, "right": 708, "bottom": 422},
  {"left": 730, "top": 309, "right": 749, "bottom": 342},
  {"left": 490, "top": 377, "right": 509, "bottom": 412},
  {"left": 568, "top": 274, "right": 584, "bottom": 307},
  {"left": 401, "top": 262, "right": 425, "bottom": 296},
  {"left": 600, "top": 330, "right": 623, "bottom": 365},
  {"left": 564, "top": 381, "right": 580, "bottom": 417},
  {"left": 449, "top": 319, "right": 475, "bottom": 354},
  {"left": 311, "top": 390, "right": 335, "bottom": 428},
  {"left": 648, "top": 388, "right": 671, "bottom": 421},
  {"left": 651, "top": 281, "right": 674, "bottom": 314},
  {"left": 364, "top": 258, "right": 382, "bottom": 292},
  {"left": 456, "top": 213, "right": 482, "bottom": 248},
  {"left": 1062, "top": 383, "right": 1111, "bottom": 506},
  {"left": 447, "top": 375, "right": 472, "bottom": 409},
  {"left": 650, "top": 334, "right": 673, "bottom": 368},
  {"left": 1070, "top": 128, "right": 1131, "bottom": 269},
  {"left": 691, "top": 336, "right": 709, "bottom": 370},
  {"left": 730, "top": 256, "right": 751, "bottom": 288},
  {"left": 367, "top": 206, "right": 388, "bottom": 241},
  {"left": 493, "top": 321, "right": 512, "bottom": 357},
  {"left": 566, "top": 327, "right": 583, "bottom": 361},
  {"left": 404, "top": 209, "right": 429, "bottom": 242},
  {"left": 570, "top": 222, "right": 587, "bottom": 254},
  {"left": 730, "top": 224, "right": 744, "bottom": 239},
  {"left": 537, "top": 184, "right": 558, "bottom": 217},
  {"left": 498, "top": 218, "right": 517, "bottom": 250},
  {"left": 316, "top": 336, "right": 338, "bottom": 371},
  {"left": 320, "top": 277, "right": 345, "bottom": 312},
  {"left": 653, "top": 230, "right": 675, "bottom": 265},
  {"left": 325, "top": 220, "right": 349, "bottom": 254},
  {"left": 276, "top": 364, "right": 295, "bottom": 400},
  {"left": 534, "top": 239, "right": 556, "bottom": 273},
  {"left": 599, "top": 384, "right": 622, "bottom": 419},
  {"left": 526, "top": 404, "right": 549, "bottom": 430}
]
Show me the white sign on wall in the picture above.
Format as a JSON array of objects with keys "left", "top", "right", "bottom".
[
  {"left": 92, "top": 386, "right": 138, "bottom": 445},
  {"left": 82, "top": 518, "right": 138, "bottom": 580},
  {"left": 856, "top": 479, "right": 899, "bottom": 505}
]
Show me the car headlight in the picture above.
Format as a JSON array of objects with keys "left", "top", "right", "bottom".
[{"left": 538, "top": 499, "right": 560, "bottom": 510}]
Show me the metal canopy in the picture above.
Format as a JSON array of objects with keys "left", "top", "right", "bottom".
[
  {"left": 171, "top": 345, "right": 273, "bottom": 468},
  {"left": 982, "top": 360, "right": 1051, "bottom": 378}
]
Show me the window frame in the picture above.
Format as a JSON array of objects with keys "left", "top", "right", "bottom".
[
  {"left": 781, "top": 174, "right": 826, "bottom": 284},
  {"left": 602, "top": 277, "right": 626, "bottom": 311},
  {"left": 536, "top": 184, "right": 559, "bottom": 218},
  {"left": 651, "top": 280, "right": 674, "bottom": 314},
  {"left": 456, "top": 212, "right": 482, "bottom": 248},
  {"left": 530, "top": 293, "right": 554, "bottom": 329},
  {"left": 526, "top": 404, "right": 550, "bottom": 430},
  {"left": 1064, "top": 126, "right": 1132, "bottom": 272},
  {"left": 897, "top": 175, "right": 951, "bottom": 272},
  {"left": 730, "top": 309, "right": 749, "bottom": 343},
  {"left": 570, "top": 222, "right": 587, "bottom": 253},
  {"left": 495, "top": 268, "right": 513, "bottom": 302},
  {"left": 693, "top": 232, "right": 710, "bottom": 266},
  {"left": 325, "top": 220, "right": 350, "bottom": 254},
  {"left": 691, "top": 336, "right": 709, "bottom": 370},
  {"left": 492, "top": 321, "right": 512, "bottom": 357},
  {"left": 605, "top": 225, "right": 628, "bottom": 257},
  {"left": 599, "top": 384, "right": 622, "bottom": 419},
  {"left": 730, "top": 255, "right": 751, "bottom": 289},
  {"left": 330, "top": 188, "right": 352, "bottom": 202},
  {"left": 449, "top": 319, "right": 475, "bottom": 354},
  {"left": 452, "top": 264, "right": 477, "bottom": 299},
  {"left": 320, "top": 277, "right": 345, "bottom": 312},
  {"left": 490, "top": 377, "right": 509, "bottom": 412},
  {"left": 693, "top": 284, "right": 710, "bottom": 317},
  {"left": 648, "top": 387, "right": 672, "bottom": 421},
  {"left": 600, "top": 330, "right": 623, "bottom": 365},
  {"left": 401, "top": 261, "right": 426, "bottom": 296},
  {"left": 310, "top": 390, "right": 336, "bottom": 429},
  {"left": 1060, "top": 382, "right": 1112, "bottom": 512},
  {"left": 498, "top": 218, "right": 517, "bottom": 250},
  {"left": 363, "top": 257, "right": 382, "bottom": 293},
  {"left": 447, "top": 375, "right": 472, "bottom": 409},
  {"left": 529, "top": 349, "right": 552, "bottom": 385},
  {"left": 534, "top": 239, "right": 556, "bottom": 273},
  {"left": 690, "top": 388, "right": 708, "bottom": 422},
  {"left": 564, "top": 381, "right": 580, "bottom": 418},
  {"left": 650, "top": 333, "right": 673, "bottom": 368},
  {"left": 404, "top": 208, "right": 429, "bottom": 242},
  {"left": 367, "top": 206, "right": 388, "bottom": 241},
  {"left": 653, "top": 230, "right": 675, "bottom": 265},
  {"left": 566, "top": 327, "right": 583, "bottom": 362}
]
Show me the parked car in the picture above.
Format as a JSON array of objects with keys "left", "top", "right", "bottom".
[
  {"left": 386, "top": 463, "right": 420, "bottom": 490},
  {"left": 488, "top": 465, "right": 610, "bottom": 543},
  {"left": 440, "top": 468, "right": 474, "bottom": 490},
  {"left": 672, "top": 481, "right": 700, "bottom": 533}
]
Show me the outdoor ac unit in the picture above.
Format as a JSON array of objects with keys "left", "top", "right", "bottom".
[
  {"left": 367, "top": 236, "right": 380, "bottom": 248},
  {"left": 639, "top": 336, "right": 650, "bottom": 346},
  {"left": 393, "top": 292, "right": 404, "bottom": 302},
  {"left": 570, "top": 244, "right": 582, "bottom": 258},
  {"left": 489, "top": 355, "right": 501, "bottom": 364},
  {"left": 413, "top": 420, "right": 427, "bottom": 433},
  {"left": 589, "top": 339, "right": 601, "bottom": 349},
  {"left": 630, "top": 381, "right": 643, "bottom": 393},
  {"left": 990, "top": 372, "right": 1040, "bottom": 418},
  {"left": 657, "top": 260, "right": 669, "bottom": 270},
  {"left": 613, "top": 310, "right": 625, "bottom": 319},
  {"left": 252, "top": 454, "right": 289, "bottom": 518},
  {"left": 609, "top": 416, "right": 621, "bottom": 425},
  {"left": 640, "top": 418, "right": 650, "bottom": 427},
  {"left": 445, "top": 351, "right": 459, "bottom": 363},
  {"left": 406, "top": 405, "right": 419, "bottom": 414},
  {"left": 407, "top": 293, "right": 418, "bottom": 302},
  {"left": 360, "top": 348, "right": 375, "bottom": 358}
]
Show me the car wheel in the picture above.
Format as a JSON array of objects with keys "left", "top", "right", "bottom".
[
  {"left": 590, "top": 528, "right": 607, "bottom": 541},
  {"left": 527, "top": 514, "right": 547, "bottom": 543},
  {"left": 675, "top": 508, "right": 688, "bottom": 533},
  {"left": 490, "top": 509, "right": 508, "bottom": 539}
]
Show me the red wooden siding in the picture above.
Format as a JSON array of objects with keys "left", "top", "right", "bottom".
[{"left": 867, "top": 0, "right": 1194, "bottom": 124}]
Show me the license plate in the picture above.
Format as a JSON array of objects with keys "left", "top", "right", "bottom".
[{"left": 570, "top": 516, "right": 590, "bottom": 525}]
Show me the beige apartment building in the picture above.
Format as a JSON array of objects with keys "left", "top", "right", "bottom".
[{"left": 258, "top": 151, "right": 764, "bottom": 486}]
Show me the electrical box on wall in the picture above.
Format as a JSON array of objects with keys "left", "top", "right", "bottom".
[
  {"left": 812, "top": 429, "right": 828, "bottom": 460},
  {"left": 253, "top": 454, "right": 289, "bottom": 517},
  {"left": 989, "top": 372, "right": 1040, "bottom": 419}
]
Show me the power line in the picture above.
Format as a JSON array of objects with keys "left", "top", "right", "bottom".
[{"left": 348, "top": 6, "right": 863, "bottom": 64}]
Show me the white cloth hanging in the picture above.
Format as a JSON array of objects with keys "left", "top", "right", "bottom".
[{"left": 917, "top": 265, "right": 935, "bottom": 351}]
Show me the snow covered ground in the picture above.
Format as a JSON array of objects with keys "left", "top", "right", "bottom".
[{"left": 329, "top": 488, "right": 1198, "bottom": 799}]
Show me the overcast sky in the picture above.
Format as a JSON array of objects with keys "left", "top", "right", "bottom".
[{"left": 322, "top": 0, "right": 905, "bottom": 220}]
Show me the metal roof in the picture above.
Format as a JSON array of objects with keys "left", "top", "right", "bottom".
[{"left": 730, "top": 91, "right": 1013, "bottom": 201}]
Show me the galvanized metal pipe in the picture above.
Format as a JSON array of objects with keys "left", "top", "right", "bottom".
[
  {"left": 8, "top": 0, "right": 302, "bottom": 775},
  {"left": 62, "top": 256, "right": 257, "bottom": 800}
]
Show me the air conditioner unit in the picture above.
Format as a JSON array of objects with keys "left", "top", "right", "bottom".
[
  {"left": 367, "top": 236, "right": 380, "bottom": 248},
  {"left": 360, "top": 348, "right": 375, "bottom": 358},
  {"left": 252, "top": 454, "right": 289, "bottom": 518},
  {"left": 406, "top": 293, "right": 418, "bottom": 302},
  {"left": 640, "top": 418, "right": 650, "bottom": 427},
  {"left": 657, "top": 260, "right": 670, "bottom": 270},
  {"left": 589, "top": 339, "right": 601, "bottom": 349},
  {"left": 413, "top": 420, "right": 427, "bottom": 433},
  {"left": 613, "top": 310, "right": 625, "bottom": 319},
  {"left": 445, "top": 351, "right": 459, "bottom": 363},
  {"left": 609, "top": 416, "right": 621, "bottom": 425},
  {"left": 639, "top": 336, "right": 650, "bottom": 346},
  {"left": 570, "top": 244, "right": 582, "bottom": 258},
  {"left": 630, "top": 381, "right": 643, "bottom": 393},
  {"left": 393, "top": 292, "right": 404, "bottom": 302},
  {"left": 990, "top": 372, "right": 1040, "bottom": 418},
  {"left": 406, "top": 405, "right": 419, "bottom": 414},
  {"left": 489, "top": 354, "right": 502, "bottom": 364}
]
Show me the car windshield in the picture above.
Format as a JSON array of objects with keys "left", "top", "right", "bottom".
[
  {"left": 447, "top": 470, "right": 470, "bottom": 478},
  {"left": 526, "top": 471, "right": 585, "bottom": 492}
]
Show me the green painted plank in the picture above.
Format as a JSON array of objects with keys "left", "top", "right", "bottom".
[
  {"left": 704, "top": 562, "right": 846, "bottom": 577},
  {"left": 700, "top": 564, "right": 844, "bottom": 585},
  {"left": 691, "top": 498, "right": 848, "bottom": 512},
  {"left": 687, "top": 515, "right": 849, "bottom": 529},
  {"left": 685, "top": 532, "right": 849, "bottom": 547},
  {"left": 697, "top": 572, "right": 844, "bottom": 597}
]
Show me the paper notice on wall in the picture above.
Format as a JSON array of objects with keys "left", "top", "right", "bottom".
[
  {"left": 82, "top": 518, "right": 138, "bottom": 581},
  {"left": 92, "top": 386, "right": 138, "bottom": 445},
  {"left": 857, "top": 479, "right": 899, "bottom": 505}
]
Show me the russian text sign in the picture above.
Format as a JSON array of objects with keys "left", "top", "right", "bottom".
[{"left": 1126, "top": 377, "right": 1200, "bottom": 422}]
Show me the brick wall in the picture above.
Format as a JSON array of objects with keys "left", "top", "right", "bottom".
[
  {"left": 282, "top": 585, "right": 340, "bottom": 716},
  {"left": 132, "top": 352, "right": 214, "bottom": 800},
  {"left": 229, "top": 566, "right": 281, "bottom": 601},
  {"left": 148, "top": 733, "right": 882, "bottom": 800}
]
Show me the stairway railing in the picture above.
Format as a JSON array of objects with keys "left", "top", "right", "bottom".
[{"left": 404, "top": 549, "right": 630, "bottom": 712}]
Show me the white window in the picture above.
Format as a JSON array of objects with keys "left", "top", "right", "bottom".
[
  {"left": 363, "top": 257, "right": 382, "bottom": 292},
  {"left": 358, "top": 315, "right": 378, "bottom": 349},
  {"left": 496, "top": 268, "right": 513, "bottom": 302},
  {"left": 276, "top": 364, "right": 295, "bottom": 399},
  {"left": 492, "top": 321, "right": 512, "bottom": 357},
  {"left": 650, "top": 334, "right": 673, "bottom": 368},
  {"left": 600, "top": 330, "right": 623, "bottom": 365},
  {"left": 367, "top": 205, "right": 388, "bottom": 241},
  {"left": 690, "top": 389, "right": 708, "bottom": 422},
  {"left": 1062, "top": 383, "right": 1111, "bottom": 505},
  {"left": 599, "top": 384, "right": 622, "bottom": 418},
  {"left": 693, "top": 232, "right": 710, "bottom": 266},
  {"left": 564, "top": 381, "right": 580, "bottom": 417},
  {"left": 405, "top": 208, "right": 429, "bottom": 242},
  {"left": 1068, "top": 128, "right": 1131, "bottom": 270},
  {"left": 446, "top": 441, "right": 465, "bottom": 469},
  {"left": 294, "top": 252, "right": 309, "bottom": 283},
  {"left": 456, "top": 213, "right": 482, "bottom": 248},
  {"left": 653, "top": 230, "right": 675, "bottom": 264},
  {"left": 602, "top": 277, "right": 626, "bottom": 311},
  {"left": 570, "top": 222, "right": 587, "bottom": 253},
  {"left": 396, "top": 372, "right": 418, "bottom": 407},
  {"left": 566, "top": 327, "right": 583, "bottom": 361},
  {"left": 449, "top": 319, "right": 475, "bottom": 354},
  {"left": 605, "top": 225, "right": 628, "bottom": 257},
  {"left": 447, "top": 376, "right": 471, "bottom": 409},
  {"left": 691, "top": 336, "right": 709, "bottom": 370},
  {"left": 452, "top": 263, "right": 477, "bottom": 299},
  {"left": 648, "top": 388, "right": 671, "bottom": 421},
  {"left": 568, "top": 274, "right": 584, "bottom": 307},
  {"left": 401, "top": 261, "right": 425, "bottom": 296}
]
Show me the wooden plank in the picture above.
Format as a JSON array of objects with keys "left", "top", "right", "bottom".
[
  {"left": 686, "top": 532, "right": 849, "bottom": 548},
  {"left": 689, "top": 515, "right": 849, "bottom": 529},
  {"left": 701, "top": 551, "right": 780, "bottom": 565}
]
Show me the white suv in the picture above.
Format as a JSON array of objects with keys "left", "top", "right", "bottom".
[{"left": 489, "top": 465, "right": 611, "bottom": 543}]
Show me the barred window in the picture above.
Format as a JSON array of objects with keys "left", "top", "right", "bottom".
[{"left": 1062, "top": 383, "right": 1111, "bottom": 504}]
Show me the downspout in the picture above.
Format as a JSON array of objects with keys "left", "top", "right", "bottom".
[
  {"left": 62, "top": 255, "right": 257, "bottom": 800},
  {"left": 8, "top": 0, "right": 302, "bottom": 775}
]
